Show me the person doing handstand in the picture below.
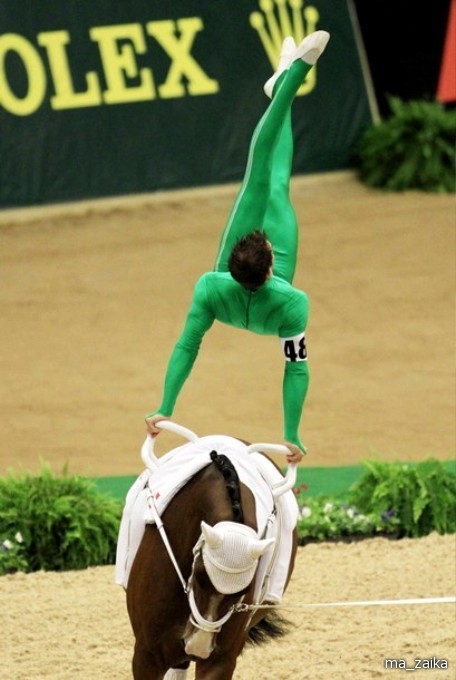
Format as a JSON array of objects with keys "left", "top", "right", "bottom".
[{"left": 146, "top": 30, "right": 330, "bottom": 464}]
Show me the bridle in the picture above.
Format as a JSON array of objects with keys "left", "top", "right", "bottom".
[
  {"left": 187, "top": 537, "right": 245, "bottom": 633},
  {"left": 147, "top": 494, "right": 243, "bottom": 633}
]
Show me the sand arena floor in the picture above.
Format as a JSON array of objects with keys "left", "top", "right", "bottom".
[
  {"left": 0, "top": 171, "right": 454, "bottom": 476},
  {"left": 1, "top": 534, "right": 455, "bottom": 679},
  {"left": 0, "top": 172, "right": 454, "bottom": 678}
]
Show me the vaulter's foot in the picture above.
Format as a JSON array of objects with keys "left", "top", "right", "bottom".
[
  {"left": 294, "top": 30, "right": 330, "bottom": 65},
  {"left": 264, "top": 36, "right": 296, "bottom": 98}
]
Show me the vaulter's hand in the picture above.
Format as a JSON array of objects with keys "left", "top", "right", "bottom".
[
  {"left": 145, "top": 413, "right": 169, "bottom": 436},
  {"left": 284, "top": 442, "right": 306, "bottom": 465}
]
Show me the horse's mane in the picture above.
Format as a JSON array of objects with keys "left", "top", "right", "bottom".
[{"left": 209, "top": 450, "right": 244, "bottom": 523}]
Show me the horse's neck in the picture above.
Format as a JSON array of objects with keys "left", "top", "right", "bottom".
[
  {"left": 192, "top": 466, "right": 237, "bottom": 525},
  {"left": 164, "top": 465, "right": 254, "bottom": 557}
]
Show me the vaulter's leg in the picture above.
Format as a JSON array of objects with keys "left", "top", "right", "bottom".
[
  {"left": 262, "top": 105, "right": 298, "bottom": 284},
  {"left": 214, "top": 31, "right": 330, "bottom": 273}
]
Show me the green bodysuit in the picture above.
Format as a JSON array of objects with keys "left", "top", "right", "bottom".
[{"left": 154, "top": 58, "right": 312, "bottom": 451}]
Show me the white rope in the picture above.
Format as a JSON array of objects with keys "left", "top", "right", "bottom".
[{"left": 236, "top": 595, "right": 456, "bottom": 612}]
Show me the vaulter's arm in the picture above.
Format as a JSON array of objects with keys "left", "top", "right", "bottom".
[
  {"left": 151, "top": 275, "right": 215, "bottom": 418},
  {"left": 280, "top": 293, "right": 310, "bottom": 454}
]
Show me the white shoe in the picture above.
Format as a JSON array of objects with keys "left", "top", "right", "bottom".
[
  {"left": 294, "top": 30, "right": 330, "bottom": 65},
  {"left": 264, "top": 36, "right": 296, "bottom": 99}
]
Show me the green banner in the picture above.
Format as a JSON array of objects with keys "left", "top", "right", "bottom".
[{"left": 0, "top": 1, "right": 374, "bottom": 208}]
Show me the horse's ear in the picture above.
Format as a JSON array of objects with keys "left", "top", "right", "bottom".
[
  {"left": 248, "top": 537, "right": 275, "bottom": 561},
  {"left": 201, "top": 521, "right": 222, "bottom": 549}
]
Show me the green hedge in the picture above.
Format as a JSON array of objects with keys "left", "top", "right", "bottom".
[
  {"left": 354, "top": 96, "right": 456, "bottom": 193},
  {"left": 0, "top": 465, "right": 122, "bottom": 575},
  {"left": 348, "top": 458, "right": 456, "bottom": 538},
  {"left": 296, "top": 458, "right": 456, "bottom": 543}
]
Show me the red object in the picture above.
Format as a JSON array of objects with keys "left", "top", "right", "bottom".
[{"left": 437, "top": 0, "right": 456, "bottom": 102}]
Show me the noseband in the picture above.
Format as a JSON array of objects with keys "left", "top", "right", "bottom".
[{"left": 187, "top": 537, "right": 244, "bottom": 633}]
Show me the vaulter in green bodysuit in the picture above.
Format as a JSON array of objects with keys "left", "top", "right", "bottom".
[{"left": 146, "top": 31, "right": 330, "bottom": 461}]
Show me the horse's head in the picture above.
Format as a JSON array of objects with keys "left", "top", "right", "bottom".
[
  {"left": 200, "top": 521, "right": 274, "bottom": 594},
  {"left": 184, "top": 520, "right": 274, "bottom": 659}
]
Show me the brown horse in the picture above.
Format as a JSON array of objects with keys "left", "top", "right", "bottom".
[{"left": 125, "top": 430, "right": 298, "bottom": 680}]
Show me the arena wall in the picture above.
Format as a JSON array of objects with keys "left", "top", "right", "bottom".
[{"left": 0, "top": 0, "right": 374, "bottom": 208}]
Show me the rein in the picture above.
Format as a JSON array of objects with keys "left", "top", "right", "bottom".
[{"left": 147, "top": 489, "right": 188, "bottom": 593}]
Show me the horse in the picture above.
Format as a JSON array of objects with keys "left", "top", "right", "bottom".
[{"left": 123, "top": 422, "right": 299, "bottom": 680}]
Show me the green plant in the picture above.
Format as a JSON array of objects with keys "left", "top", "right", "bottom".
[
  {"left": 0, "top": 532, "right": 28, "bottom": 574},
  {"left": 0, "top": 464, "right": 123, "bottom": 575},
  {"left": 295, "top": 495, "right": 400, "bottom": 544},
  {"left": 354, "top": 96, "right": 456, "bottom": 192},
  {"left": 348, "top": 459, "right": 456, "bottom": 538}
]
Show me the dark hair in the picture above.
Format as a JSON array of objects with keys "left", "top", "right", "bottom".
[{"left": 228, "top": 230, "right": 273, "bottom": 291}]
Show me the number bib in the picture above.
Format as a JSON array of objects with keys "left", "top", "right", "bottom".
[{"left": 280, "top": 333, "right": 307, "bottom": 362}]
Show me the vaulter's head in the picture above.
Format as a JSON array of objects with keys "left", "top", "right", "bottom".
[{"left": 228, "top": 230, "right": 273, "bottom": 292}]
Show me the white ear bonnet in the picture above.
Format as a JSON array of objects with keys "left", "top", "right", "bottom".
[{"left": 200, "top": 521, "right": 275, "bottom": 594}]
